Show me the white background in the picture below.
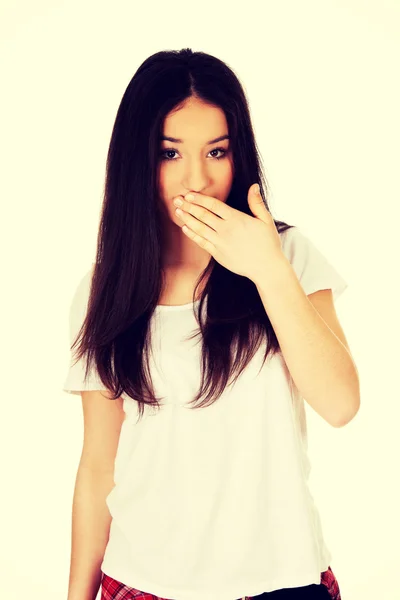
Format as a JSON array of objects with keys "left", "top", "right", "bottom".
[{"left": 1, "top": 1, "right": 399, "bottom": 598}]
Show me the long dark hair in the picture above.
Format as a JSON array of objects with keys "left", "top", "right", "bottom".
[{"left": 70, "top": 48, "right": 294, "bottom": 421}]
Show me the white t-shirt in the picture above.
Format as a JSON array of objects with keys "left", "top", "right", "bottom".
[{"left": 63, "top": 226, "right": 348, "bottom": 600}]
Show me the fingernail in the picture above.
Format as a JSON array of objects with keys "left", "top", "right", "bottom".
[{"left": 254, "top": 184, "right": 259, "bottom": 194}]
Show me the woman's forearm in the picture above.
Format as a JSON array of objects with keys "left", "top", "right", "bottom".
[{"left": 67, "top": 465, "right": 115, "bottom": 600}]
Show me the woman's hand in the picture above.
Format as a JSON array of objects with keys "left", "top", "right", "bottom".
[{"left": 173, "top": 183, "right": 286, "bottom": 283}]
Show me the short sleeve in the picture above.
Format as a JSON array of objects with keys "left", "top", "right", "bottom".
[
  {"left": 62, "top": 264, "right": 109, "bottom": 396},
  {"left": 280, "top": 226, "right": 348, "bottom": 301}
]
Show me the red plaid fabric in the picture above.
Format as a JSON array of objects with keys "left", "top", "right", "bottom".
[
  {"left": 101, "top": 566, "right": 341, "bottom": 600},
  {"left": 320, "top": 566, "right": 341, "bottom": 600}
]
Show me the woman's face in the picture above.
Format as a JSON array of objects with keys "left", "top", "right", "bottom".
[{"left": 158, "top": 97, "right": 234, "bottom": 224}]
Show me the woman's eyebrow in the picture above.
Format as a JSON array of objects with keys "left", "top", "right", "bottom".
[{"left": 160, "top": 134, "right": 230, "bottom": 144}]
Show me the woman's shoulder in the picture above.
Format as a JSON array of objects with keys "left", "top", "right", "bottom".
[{"left": 278, "top": 224, "right": 314, "bottom": 258}]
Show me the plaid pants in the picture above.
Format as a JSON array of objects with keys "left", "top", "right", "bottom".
[{"left": 101, "top": 566, "right": 341, "bottom": 600}]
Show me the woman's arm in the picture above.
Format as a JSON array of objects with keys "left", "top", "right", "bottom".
[
  {"left": 67, "top": 465, "right": 114, "bottom": 600},
  {"left": 67, "top": 390, "right": 125, "bottom": 600}
]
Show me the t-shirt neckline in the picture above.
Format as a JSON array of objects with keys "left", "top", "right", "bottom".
[{"left": 155, "top": 298, "right": 201, "bottom": 311}]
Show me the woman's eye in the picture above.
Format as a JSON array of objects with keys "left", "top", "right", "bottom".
[
  {"left": 210, "top": 148, "right": 226, "bottom": 159},
  {"left": 160, "top": 150, "right": 178, "bottom": 160},
  {"left": 159, "top": 147, "right": 227, "bottom": 161}
]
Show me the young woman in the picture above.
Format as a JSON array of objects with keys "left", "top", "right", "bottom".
[{"left": 64, "top": 48, "right": 358, "bottom": 600}]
